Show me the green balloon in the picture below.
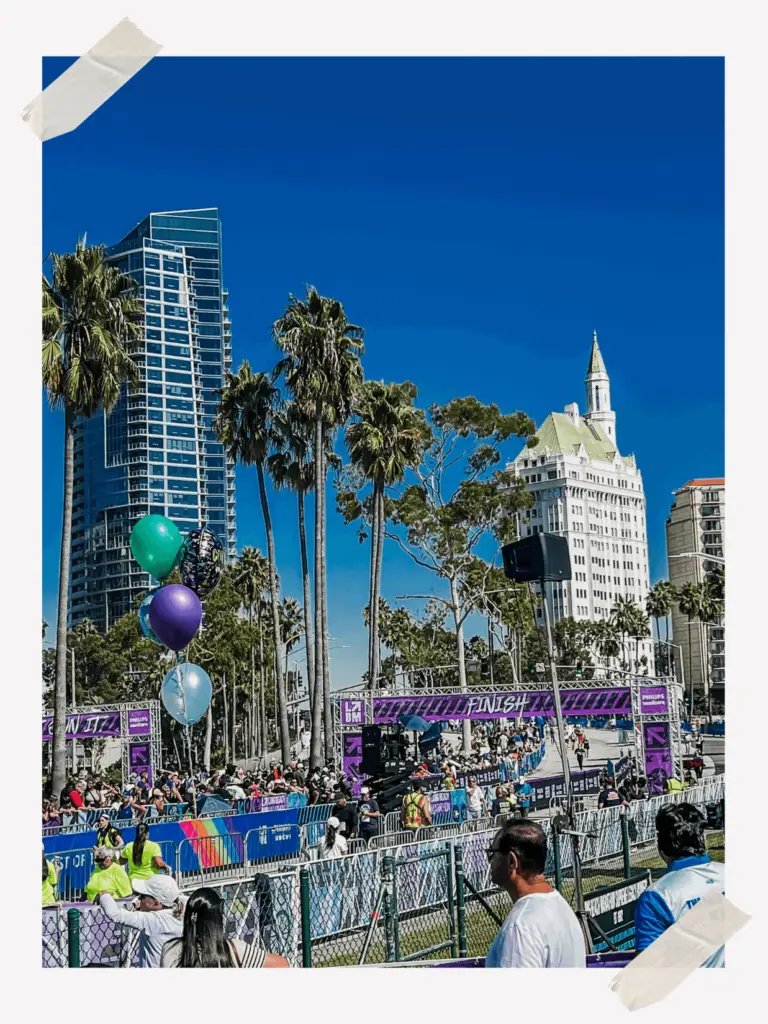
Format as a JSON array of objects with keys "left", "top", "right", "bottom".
[{"left": 130, "top": 515, "right": 183, "bottom": 578}]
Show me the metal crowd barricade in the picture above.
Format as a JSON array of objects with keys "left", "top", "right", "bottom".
[
  {"left": 383, "top": 811, "right": 402, "bottom": 835},
  {"left": 244, "top": 826, "right": 304, "bottom": 871},
  {"left": 413, "top": 823, "right": 461, "bottom": 843},
  {"left": 345, "top": 839, "right": 369, "bottom": 855},
  {"left": 461, "top": 817, "right": 494, "bottom": 834},
  {"left": 368, "top": 831, "right": 417, "bottom": 851},
  {"left": 176, "top": 832, "right": 246, "bottom": 887}
]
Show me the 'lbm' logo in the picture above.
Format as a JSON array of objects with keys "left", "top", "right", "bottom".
[{"left": 344, "top": 700, "right": 363, "bottom": 725}]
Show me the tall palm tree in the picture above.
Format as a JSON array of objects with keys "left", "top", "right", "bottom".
[
  {"left": 273, "top": 287, "right": 365, "bottom": 765},
  {"left": 214, "top": 363, "right": 291, "bottom": 765},
  {"left": 269, "top": 402, "right": 325, "bottom": 723},
  {"left": 610, "top": 595, "right": 639, "bottom": 672},
  {"left": 346, "top": 380, "right": 427, "bottom": 688},
  {"left": 646, "top": 580, "right": 676, "bottom": 673},
  {"left": 676, "top": 582, "right": 703, "bottom": 721},
  {"left": 698, "top": 578, "right": 724, "bottom": 724},
  {"left": 232, "top": 547, "right": 270, "bottom": 760},
  {"left": 591, "top": 619, "right": 621, "bottom": 670},
  {"left": 42, "top": 242, "right": 142, "bottom": 796}
]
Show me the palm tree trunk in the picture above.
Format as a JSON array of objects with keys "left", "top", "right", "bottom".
[
  {"left": 321, "top": 443, "right": 333, "bottom": 761},
  {"left": 257, "top": 462, "right": 291, "bottom": 765},
  {"left": 310, "top": 403, "right": 324, "bottom": 769},
  {"left": 52, "top": 408, "right": 75, "bottom": 797},
  {"left": 172, "top": 728, "right": 183, "bottom": 770},
  {"left": 249, "top": 607, "right": 256, "bottom": 761},
  {"left": 222, "top": 678, "right": 230, "bottom": 765},
  {"left": 372, "top": 484, "right": 386, "bottom": 687},
  {"left": 231, "top": 658, "right": 237, "bottom": 763},
  {"left": 258, "top": 606, "right": 267, "bottom": 757},
  {"left": 297, "top": 483, "right": 316, "bottom": 714},
  {"left": 366, "top": 487, "right": 378, "bottom": 687},
  {"left": 449, "top": 576, "right": 473, "bottom": 754},
  {"left": 204, "top": 703, "right": 212, "bottom": 773},
  {"left": 687, "top": 617, "right": 694, "bottom": 721}
]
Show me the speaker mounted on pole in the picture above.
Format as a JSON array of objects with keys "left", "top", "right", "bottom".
[{"left": 502, "top": 533, "right": 572, "bottom": 583}]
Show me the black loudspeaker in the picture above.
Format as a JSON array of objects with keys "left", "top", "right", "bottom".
[
  {"left": 361, "top": 725, "right": 383, "bottom": 776},
  {"left": 501, "top": 533, "right": 572, "bottom": 582}
]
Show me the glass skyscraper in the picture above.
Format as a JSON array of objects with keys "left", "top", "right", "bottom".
[{"left": 69, "top": 208, "right": 236, "bottom": 630}]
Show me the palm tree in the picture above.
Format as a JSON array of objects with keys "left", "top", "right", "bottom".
[
  {"left": 676, "top": 582, "right": 704, "bottom": 721},
  {"left": 591, "top": 619, "right": 621, "bottom": 670},
  {"left": 273, "top": 286, "right": 365, "bottom": 764},
  {"left": 698, "top": 579, "right": 724, "bottom": 724},
  {"left": 610, "top": 595, "right": 639, "bottom": 672},
  {"left": 269, "top": 402, "right": 322, "bottom": 722},
  {"left": 214, "top": 363, "right": 291, "bottom": 765},
  {"left": 42, "top": 242, "right": 142, "bottom": 796},
  {"left": 646, "top": 580, "right": 676, "bottom": 673},
  {"left": 346, "top": 380, "right": 427, "bottom": 688},
  {"left": 232, "top": 547, "right": 270, "bottom": 760}
]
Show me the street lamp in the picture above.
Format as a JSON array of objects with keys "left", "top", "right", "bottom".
[{"left": 669, "top": 552, "right": 725, "bottom": 566}]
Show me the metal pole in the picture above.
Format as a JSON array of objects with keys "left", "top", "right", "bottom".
[
  {"left": 487, "top": 617, "right": 495, "bottom": 687},
  {"left": 299, "top": 867, "right": 312, "bottom": 968},
  {"left": 621, "top": 813, "right": 631, "bottom": 879},
  {"left": 454, "top": 844, "right": 468, "bottom": 958},
  {"left": 67, "top": 908, "right": 80, "bottom": 968},
  {"left": 70, "top": 648, "right": 77, "bottom": 774}
]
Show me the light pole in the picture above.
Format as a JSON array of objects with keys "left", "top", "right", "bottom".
[{"left": 669, "top": 552, "right": 725, "bottom": 566}]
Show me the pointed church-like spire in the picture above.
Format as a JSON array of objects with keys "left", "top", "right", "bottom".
[{"left": 587, "top": 330, "right": 607, "bottom": 377}]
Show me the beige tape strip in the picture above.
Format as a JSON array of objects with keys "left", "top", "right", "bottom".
[
  {"left": 610, "top": 892, "right": 750, "bottom": 1011},
  {"left": 22, "top": 18, "right": 162, "bottom": 142}
]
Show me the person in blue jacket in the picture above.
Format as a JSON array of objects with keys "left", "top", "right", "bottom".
[
  {"left": 516, "top": 777, "right": 533, "bottom": 819},
  {"left": 634, "top": 803, "right": 725, "bottom": 966}
]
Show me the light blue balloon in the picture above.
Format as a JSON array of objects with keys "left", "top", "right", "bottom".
[
  {"left": 138, "top": 590, "right": 162, "bottom": 644},
  {"left": 161, "top": 663, "right": 212, "bottom": 726}
]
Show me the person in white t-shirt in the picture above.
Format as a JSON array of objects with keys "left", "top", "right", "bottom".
[{"left": 485, "top": 821, "right": 586, "bottom": 968}]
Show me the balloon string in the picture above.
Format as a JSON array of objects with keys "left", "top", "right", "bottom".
[{"left": 176, "top": 650, "right": 198, "bottom": 819}]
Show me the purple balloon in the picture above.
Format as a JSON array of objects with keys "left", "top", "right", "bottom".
[{"left": 148, "top": 584, "right": 202, "bottom": 651}]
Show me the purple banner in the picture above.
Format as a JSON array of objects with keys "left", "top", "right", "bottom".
[
  {"left": 639, "top": 686, "right": 668, "bottom": 716},
  {"left": 429, "top": 790, "right": 452, "bottom": 817},
  {"left": 42, "top": 711, "right": 121, "bottom": 742},
  {"left": 342, "top": 733, "right": 364, "bottom": 797},
  {"left": 127, "top": 707, "right": 151, "bottom": 735},
  {"left": 254, "top": 794, "right": 288, "bottom": 812},
  {"left": 128, "top": 742, "right": 152, "bottom": 785},
  {"left": 340, "top": 699, "right": 366, "bottom": 727},
  {"left": 372, "top": 688, "right": 631, "bottom": 724},
  {"left": 643, "top": 721, "right": 673, "bottom": 794}
]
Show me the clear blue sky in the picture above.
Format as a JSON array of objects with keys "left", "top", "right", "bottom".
[{"left": 42, "top": 57, "right": 724, "bottom": 689}]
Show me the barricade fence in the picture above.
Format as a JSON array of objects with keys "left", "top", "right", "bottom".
[{"left": 46, "top": 775, "right": 724, "bottom": 967}]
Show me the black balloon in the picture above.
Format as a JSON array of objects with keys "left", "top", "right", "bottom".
[{"left": 179, "top": 527, "right": 224, "bottom": 597}]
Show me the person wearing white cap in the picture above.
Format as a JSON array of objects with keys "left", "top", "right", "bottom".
[
  {"left": 95, "top": 874, "right": 186, "bottom": 968},
  {"left": 312, "top": 816, "right": 348, "bottom": 860}
]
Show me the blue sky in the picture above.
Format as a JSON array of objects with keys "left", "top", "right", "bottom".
[{"left": 42, "top": 57, "right": 724, "bottom": 689}]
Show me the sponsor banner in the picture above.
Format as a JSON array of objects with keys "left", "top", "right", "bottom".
[
  {"left": 340, "top": 699, "right": 367, "bottom": 727},
  {"left": 583, "top": 871, "right": 651, "bottom": 952},
  {"left": 639, "top": 686, "right": 668, "bottom": 716},
  {"left": 127, "top": 707, "right": 152, "bottom": 735},
  {"left": 42, "top": 710, "right": 121, "bottom": 742},
  {"left": 372, "top": 688, "right": 631, "bottom": 724},
  {"left": 342, "top": 733, "right": 364, "bottom": 796},
  {"left": 643, "top": 721, "right": 674, "bottom": 794},
  {"left": 128, "top": 742, "right": 152, "bottom": 785}
]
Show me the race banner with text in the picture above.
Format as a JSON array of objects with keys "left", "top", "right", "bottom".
[
  {"left": 643, "top": 721, "right": 674, "bottom": 794},
  {"left": 372, "top": 688, "right": 631, "bottom": 724},
  {"left": 41, "top": 706, "right": 152, "bottom": 742}
]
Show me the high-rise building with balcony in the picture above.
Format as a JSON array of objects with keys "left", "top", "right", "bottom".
[
  {"left": 508, "top": 334, "right": 652, "bottom": 666},
  {"left": 666, "top": 479, "right": 725, "bottom": 699},
  {"left": 69, "top": 208, "right": 236, "bottom": 631}
]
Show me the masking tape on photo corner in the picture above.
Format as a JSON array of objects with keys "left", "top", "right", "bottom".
[
  {"left": 22, "top": 18, "right": 162, "bottom": 142},
  {"left": 610, "top": 891, "right": 750, "bottom": 1011}
]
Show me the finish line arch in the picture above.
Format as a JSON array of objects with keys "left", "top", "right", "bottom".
[{"left": 333, "top": 678, "right": 682, "bottom": 795}]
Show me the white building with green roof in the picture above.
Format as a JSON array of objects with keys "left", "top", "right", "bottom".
[{"left": 509, "top": 333, "right": 651, "bottom": 642}]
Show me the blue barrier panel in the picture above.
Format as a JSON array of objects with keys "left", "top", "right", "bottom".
[
  {"left": 245, "top": 824, "right": 301, "bottom": 862},
  {"left": 297, "top": 803, "right": 334, "bottom": 827}
]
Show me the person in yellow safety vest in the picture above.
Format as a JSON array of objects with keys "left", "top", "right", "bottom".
[
  {"left": 42, "top": 850, "right": 58, "bottom": 905},
  {"left": 85, "top": 846, "right": 133, "bottom": 903},
  {"left": 401, "top": 779, "right": 432, "bottom": 830},
  {"left": 665, "top": 776, "right": 685, "bottom": 794}
]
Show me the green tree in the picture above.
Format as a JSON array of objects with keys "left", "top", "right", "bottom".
[
  {"left": 42, "top": 242, "right": 142, "bottom": 795},
  {"left": 676, "top": 582, "right": 703, "bottom": 720},
  {"left": 232, "top": 547, "right": 271, "bottom": 760},
  {"left": 646, "top": 580, "right": 676, "bottom": 674},
  {"left": 273, "top": 286, "right": 365, "bottom": 765},
  {"left": 387, "top": 398, "right": 536, "bottom": 752},
  {"left": 342, "top": 380, "right": 428, "bottom": 688},
  {"left": 215, "top": 362, "right": 291, "bottom": 765}
]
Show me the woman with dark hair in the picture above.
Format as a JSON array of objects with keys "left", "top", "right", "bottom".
[
  {"left": 160, "top": 887, "right": 289, "bottom": 968},
  {"left": 634, "top": 802, "right": 725, "bottom": 966},
  {"left": 121, "top": 822, "right": 169, "bottom": 882},
  {"left": 313, "top": 816, "right": 348, "bottom": 861},
  {"left": 95, "top": 813, "right": 124, "bottom": 851}
]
